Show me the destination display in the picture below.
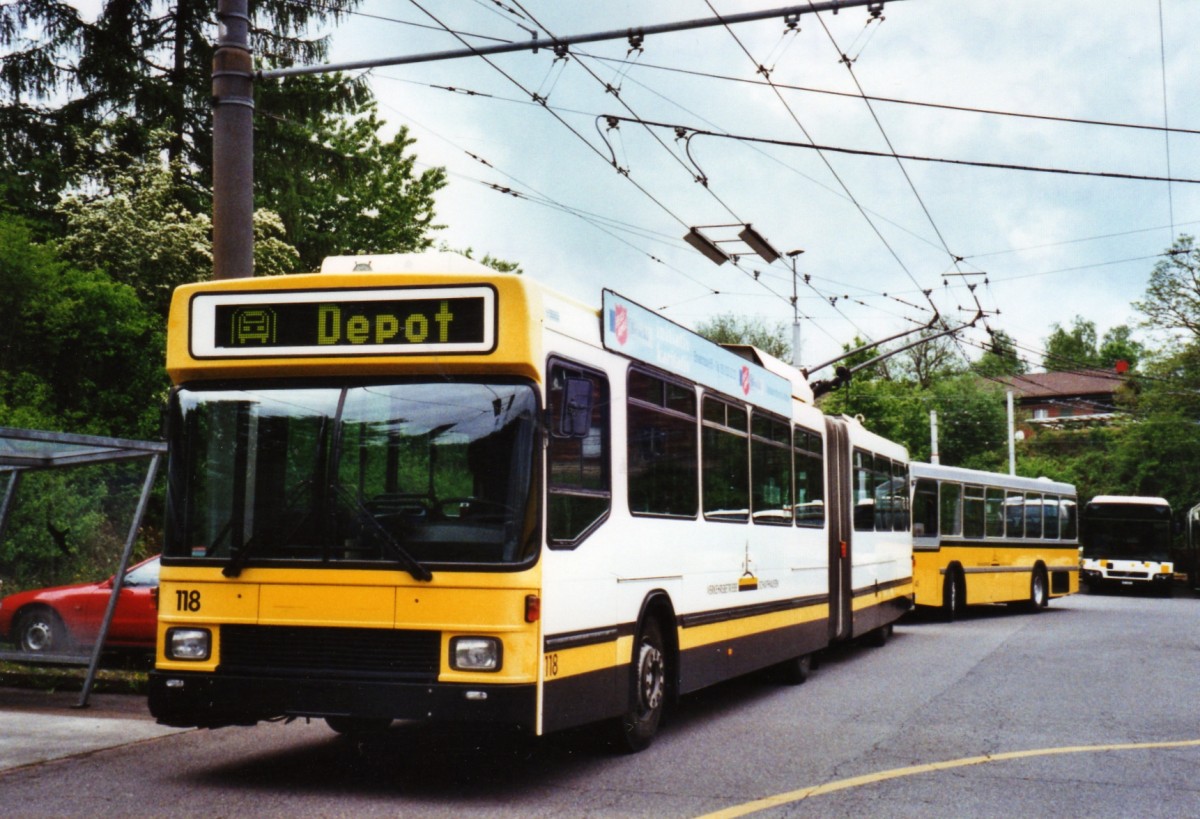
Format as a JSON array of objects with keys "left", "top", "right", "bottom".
[{"left": 188, "top": 286, "right": 496, "bottom": 358}]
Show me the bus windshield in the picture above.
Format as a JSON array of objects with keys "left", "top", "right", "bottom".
[
  {"left": 1081, "top": 503, "right": 1172, "bottom": 562},
  {"left": 165, "top": 381, "right": 540, "bottom": 571}
]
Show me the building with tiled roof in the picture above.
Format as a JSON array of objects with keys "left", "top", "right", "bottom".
[{"left": 996, "top": 369, "right": 1126, "bottom": 427}]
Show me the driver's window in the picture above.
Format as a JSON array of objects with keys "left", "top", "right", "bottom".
[{"left": 547, "top": 359, "right": 610, "bottom": 546}]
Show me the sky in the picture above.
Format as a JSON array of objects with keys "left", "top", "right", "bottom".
[{"left": 174, "top": 2, "right": 1200, "bottom": 376}]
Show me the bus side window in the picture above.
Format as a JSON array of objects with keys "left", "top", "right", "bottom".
[
  {"left": 1043, "top": 494, "right": 1060, "bottom": 539},
  {"left": 872, "top": 454, "right": 890, "bottom": 531},
  {"left": 1006, "top": 492, "right": 1024, "bottom": 538},
  {"left": 963, "top": 485, "right": 985, "bottom": 539},
  {"left": 853, "top": 449, "right": 874, "bottom": 531},
  {"left": 751, "top": 413, "right": 792, "bottom": 525},
  {"left": 940, "top": 482, "right": 962, "bottom": 537},
  {"left": 985, "top": 488, "right": 1005, "bottom": 537},
  {"left": 1060, "top": 497, "right": 1078, "bottom": 540},
  {"left": 702, "top": 397, "right": 749, "bottom": 522},
  {"left": 891, "top": 460, "right": 910, "bottom": 532},
  {"left": 627, "top": 369, "right": 698, "bottom": 518},
  {"left": 1025, "top": 493, "right": 1044, "bottom": 538},
  {"left": 794, "top": 427, "right": 824, "bottom": 527},
  {"left": 912, "top": 478, "right": 938, "bottom": 537},
  {"left": 547, "top": 360, "right": 611, "bottom": 546}
]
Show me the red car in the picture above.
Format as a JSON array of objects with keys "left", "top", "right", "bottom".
[{"left": 0, "top": 555, "right": 159, "bottom": 654}]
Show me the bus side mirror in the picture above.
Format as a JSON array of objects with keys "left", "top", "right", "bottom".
[{"left": 559, "top": 377, "right": 593, "bottom": 438}]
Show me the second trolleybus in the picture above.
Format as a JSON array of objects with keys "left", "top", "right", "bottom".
[
  {"left": 148, "top": 252, "right": 913, "bottom": 750},
  {"left": 1080, "top": 495, "right": 1175, "bottom": 595},
  {"left": 910, "top": 462, "right": 1079, "bottom": 617}
]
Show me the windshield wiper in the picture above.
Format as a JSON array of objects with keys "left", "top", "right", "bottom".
[
  {"left": 331, "top": 483, "right": 433, "bottom": 582},
  {"left": 221, "top": 480, "right": 314, "bottom": 578}
]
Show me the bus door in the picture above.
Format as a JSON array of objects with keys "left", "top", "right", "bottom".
[{"left": 824, "top": 417, "right": 853, "bottom": 643}]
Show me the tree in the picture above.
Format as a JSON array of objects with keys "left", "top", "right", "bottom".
[
  {"left": 1097, "top": 325, "right": 1145, "bottom": 373},
  {"left": 974, "top": 329, "right": 1026, "bottom": 377},
  {"left": 1043, "top": 316, "right": 1100, "bottom": 371},
  {"left": 445, "top": 245, "right": 524, "bottom": 275},
  {"left": 55, "top": 151, "right": 299, "bottom": 316},
  {"left": 819, "top": 335, "right": 894, "bottom": 383},
  {"left": 820, "top": 371, "right": 1007, "bottom": 467},
  {"left": 894, "top": 329, "right": 965, "bottom": 389},
  {"left": 0, "top": 1, "right": 365, "bottom": 216},
  {"left": 254, "top": 91, "right": 446, "bottom": 270},
  {"left": 1135, "top": 235, "right": 1200, "bottom": 340},
  {"left": 695, "top": 313, "right": 791, "bottom": 361},
  {"left": 0, "top": 213, "right": 166, "bottom": 438}
]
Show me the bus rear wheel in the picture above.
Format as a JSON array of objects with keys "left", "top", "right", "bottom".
[
  {"left": 777, "top": 653, "right": 812, "bottom": 685},
  {"left": 1027, "top": 567, "right": 1049, "bottom": 611},
  {"left": 942, "top": 568, "right": 963, "bottom": 622},
  {"left": 613, "top": 618, "right": 667, "bottom": 753}
]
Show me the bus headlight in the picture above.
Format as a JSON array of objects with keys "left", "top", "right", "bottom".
[
  {"left": 166, "top": 627, "right": 211, "bottom": 661},
  {"left": 451, "top": 637, "right": 502, "bottom": 671}
]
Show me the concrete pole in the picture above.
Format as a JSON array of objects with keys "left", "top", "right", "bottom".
[
  {"left": 212, "top": 0, "right": 254, "bottom": 279},
  {"left": 1007, "top": 391, "right": 1016, "bottom": 475},
  {"left": 930, "top": 410, "right": 939, "bottom": 465}
]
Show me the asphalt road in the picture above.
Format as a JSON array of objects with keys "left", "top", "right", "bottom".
[{"left": 1, "top": 589, "right": 1198, "bottom": 817}]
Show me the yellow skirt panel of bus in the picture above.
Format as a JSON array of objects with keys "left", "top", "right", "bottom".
[
  {"left": 677, "top": 601, "right": 828, "bottom": 651},
  {"left": 850, "top": 581, "right": 914, "bottom": 612}
]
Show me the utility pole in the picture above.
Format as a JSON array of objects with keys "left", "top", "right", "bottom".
[
  {"left": 212, "top": 0, "right": 254, "bottom": 280},
  {"left": 212, "top": 0, "right": 902, "bottom": 280},
  {"left": 787, "top": 249, "right": 804, "bottom": 368}
]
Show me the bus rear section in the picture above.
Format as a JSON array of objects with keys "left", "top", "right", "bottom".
[
  {"left": 1080, "top": 496, "right": 1174, "bottom": 595},
  {"left": 909, "top": 463, "right": 1079, "bottom": 617}
]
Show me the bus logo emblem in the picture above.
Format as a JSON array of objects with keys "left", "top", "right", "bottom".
[
  {"left": 611, "top": 305, "right": 629, "bottom": 345},
  {"left": 740, "top": 365, "right": 752, "bottom": 395}
]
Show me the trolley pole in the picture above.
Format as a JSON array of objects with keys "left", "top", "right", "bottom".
[{"left": 212, "top": 0, "right": 254, "bottom": 280}]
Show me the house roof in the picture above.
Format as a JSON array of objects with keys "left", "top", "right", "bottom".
[{"left": 998, "top": 369, "right": 1124, "bottom": 399}]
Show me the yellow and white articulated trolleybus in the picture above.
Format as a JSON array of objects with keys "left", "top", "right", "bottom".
[
  {"left": 149, "top": 253, "right": 912, "bottom": 751},
  {"left": 909, "top": 462, "right": 1079, "bottom": 618}
]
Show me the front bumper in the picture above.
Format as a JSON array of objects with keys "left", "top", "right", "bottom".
[{"left": 148, "top": 669, "right": 537, "bottom": 731}]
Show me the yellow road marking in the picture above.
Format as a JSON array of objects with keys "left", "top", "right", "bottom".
[{"left": 699, "top": 739, "right": 1200, "bottom": 818}]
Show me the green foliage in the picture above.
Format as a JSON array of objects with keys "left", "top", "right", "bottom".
[
  {"left": 974, "top": 329, "right": 1026, "bottom": 377},
  {"left": 830, "top": 335, "right": 893, "bottom": 381},
  {"left": 255, "top": 90, "right": 446, "bottom": 270},
  {"left": 893, "top": 330, "right": 966, "bottom": 389},
  {"left": 445, "top": 246, "right": 524, "bottom": 275},
  {"left": 1042, "top": 316, "right": 1142, "bottom": 373},
  {"left": 1135, "top": 234, "right": 1200, "bottom": 340},
  {"left": 0, "top": 215, "right": 165, "bottom": 588},
  {"left": 1043, "top": 316, "right": 1100, "bottom": 370},
  {"left": 820, "top": 372, "right": 1007, "bottom": 466},
  {"left": 55, "top": 155, "right": 213, "bottom": 317},
  {"left": 0, "top": 467, "right": 148, "bottom": 591},
  {"left": 1098, "top": 325, "right": 1144, "bottom": 372},
  {"left": 0, "top": 213, "right": 166, "bottom": 438},
  {"left": 0, "top": 0, "right": 365, "bottom": 219},
  {"left": 695, "top": 313, "right": 791, "bottom": 361},
  {"left": 55, "top": 153, "right": 300, "bottom": 313}
]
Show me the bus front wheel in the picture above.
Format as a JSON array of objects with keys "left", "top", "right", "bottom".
[{"left": 613, "top": 618, "right": 667, "bottom": 753}]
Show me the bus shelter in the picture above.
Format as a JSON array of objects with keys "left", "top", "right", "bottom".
[{"left": 0, "top": 427, "right": 165, "bottom": 707}]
